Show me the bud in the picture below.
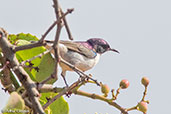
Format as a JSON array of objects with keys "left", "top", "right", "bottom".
[
  {"left": 119, "top": 79, "right": 129, "bottom": 89},
  {"left": 141, "top": 77, "right": 149, "bottom": 87},
  {"left": 137, "top": 101, "right": 148, "bottom": 113},
  {"left": 101, "top": 84, "right": 110, "bottom": 97}
]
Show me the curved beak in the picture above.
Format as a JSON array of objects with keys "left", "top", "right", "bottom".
[{"left": 108, "top": 48, "right": 120, "bottom": 54}]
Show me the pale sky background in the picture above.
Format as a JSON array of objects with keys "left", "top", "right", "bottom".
[{"left": 0, "top": 0, "right": 171, "bottom": 114}]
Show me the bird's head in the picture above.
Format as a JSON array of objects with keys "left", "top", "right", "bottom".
[{"left": 87, "top": 38, "right": 119, "bottom": 54}]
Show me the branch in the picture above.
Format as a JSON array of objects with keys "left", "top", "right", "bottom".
[
  {"left": 38, "top": 79, "right": 128, "bottom": 114},
  {"left": 0, "top": 28, "right": 45, "bottom": 114},
  {"left": 42, "top": 77, "right": 85, "bottom": 109},
  {"left": 13, "top": 41, "right": 46, "bottom": 52},
  {"left": 37, "top": 83, "right": 63, "bottom": 93},
  {"left": 73, "top": 90, "right": 128, "bottom": 114},
  {"left": 51, "top": 0, "right": 63, "bottom": 81},
  {"left": 61, "top": 9, "right": 74, "bottom": 40},
  {"left": 142, "top": 86, "right": 148, "bottom": 101}
]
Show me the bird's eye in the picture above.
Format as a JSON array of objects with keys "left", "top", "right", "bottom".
[{"left": 96, "top": 45, "right": 105, "bottom": 53}]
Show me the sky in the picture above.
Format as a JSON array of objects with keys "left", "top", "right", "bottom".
[{"left": 0, "top": 0, "right": 171, "bottom": 114}]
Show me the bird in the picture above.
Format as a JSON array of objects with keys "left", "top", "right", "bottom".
[{"left": 46, "top": 38, "right": 119, "bottom": 86}]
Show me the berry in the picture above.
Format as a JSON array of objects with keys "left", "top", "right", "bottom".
[
  {"left": 119, "top": 79, "right": 129, "bottom": 89},
  {"left": 137, "top": 101, "right": 148, "bottom": 113},
  {"left": 101, "top": 84, "right": 110, "bottom": 97},
  {"left": 141, "top": 77, "right": 149, "bottom": 87},
  {"left": 4, "top": 92, "right": 25, "bottom": 109}
]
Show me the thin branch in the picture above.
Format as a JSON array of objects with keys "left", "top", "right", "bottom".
[
  {"left": 20, "top": 48, "right": 52, "bottom": 66},
  {"left": 53, "top": 0, "right": 60, "bottom": 19},
  {"left": 37, "top": 83, "right": 63, "bottom": 93},
  {"left": 38, "top": 79, "right": 128, "bottom": 114},
  {"left": 126, "top": 106, "right": 137, "bottom": 111},
  {"left": 0, "top": 61, "right": 9, "bottom": 71},
  {"left": 52, "top": 48, "right": 59, "bottom": 80},
  {"left": 14, "top": 41, "right": 46, "bottom": 52},
  {"left": 42, "top": 87, "right": 67, "bottom": 109},
  {"left": 142, "top": 86, "right": 147, "bottom": 101},
  {"left": 13, "top": 8, "right": 74, "bottom": 52},
  {"left": 40, "top": 8, "right": 74, "bottom": 42},
  {"left": 42, "top": 77, "right": 84, "bottom": 109},
  {"left": 51, "top": 0, "right": 63, "bottom": 81},
  {"left": 73, "top": 90, "right": 128, "bottom": 114},
  {"left": 52, "top": 3, "right": 62, "bottom": 46},
  {"left": 61, "top": 9, "right": 74, "bottom": 40},
  {"left": 111, "top": 87, "right": 121, "bottom": 100}
]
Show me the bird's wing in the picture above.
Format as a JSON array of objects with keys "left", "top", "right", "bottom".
[{"left": 59, "top": 40, "right": 96, "bottom": 59}]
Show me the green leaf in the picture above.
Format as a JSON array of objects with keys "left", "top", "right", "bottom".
[
  {"left": 32, "top": 53, "right": 56, "bottom": 83},
  {"left": 8, "top": 33, "right": 38, "bottom": 44},
  {"left": 40, "top": 93, "right": 69, "bottom": 114},
  {"left": 8, "top": 33, "right": 56, "bottom": 83}
]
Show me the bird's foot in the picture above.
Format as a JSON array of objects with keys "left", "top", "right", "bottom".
[{"left": 61, "top": 72, "right": 69, "bottom": 87}]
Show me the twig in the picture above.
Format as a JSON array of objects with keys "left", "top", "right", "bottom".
[
  {"left": 37, "top": 83, "right": 63, "bottom": 93},
  {"left": 126, "top": 106, "right": 137, "bottom": 111},
  {"left": 13, "top": 8, "right": 74, "bottom": 52},
  {"left": 52, "top": 48, "right": 59, "bottom": 80},
  {"left": 142, "top": 86, "right": 147, "bottom": 101},
  {"left": 112, "top": 87, "right": 121, "bottom": 100},
  {"left": 53, "top": 0, "right": 60, "bottom": 20},
  {"left": 0, "top": 61, "right": 9, "bottom": 71},
  {"left": 61, "top": 9, "right": 74, "bottom": 40},
  {"left": 40, "top": 8, "right": 74, "bottom": 42},
  {"left": 51, "top": 0, "right": 63, "bottom": 81},
  {"left": 73, "top": 90, "right": 128, "bottom": 114},
  {"left": 14, "top": 41, "right": 46, "bottom": 52},
  {"left": 42, "top": 87, "right": 68, "bottom": 109},
  {"left": 52, "top": 0, "right": 62, "bottom": 47},
  {"left": 42, "top": 77, "right": 84, "bottom": 109},
  {"left": 39, "top": 78, "right": 128, "bottom": 114},
  {"left": 20, "top": 48, "right": 52, "bottom": 66}
]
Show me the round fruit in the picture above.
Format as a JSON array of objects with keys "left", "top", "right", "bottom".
[
  {"left": 141, "top": 77, "right": 150, "bottom": 87},
  {"left": 119, "top": 79, "right": 129, "bottom": 89},
  {"left": 4, "top": 92, "right": 25, "bottom": 109},
  {"left": 137, "top": 101, "right": 148, "bottom": 113},
  {"left": 101, "top": 84, "right": 110, "bottom": 96}
]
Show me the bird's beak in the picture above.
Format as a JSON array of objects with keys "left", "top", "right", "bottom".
[{"left": 108, "top": 48, "right": 120, "bottom": 53}]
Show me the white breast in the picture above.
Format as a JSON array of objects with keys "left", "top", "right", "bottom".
[
  {"left": 59, "top": 44, "right": 100, "bottom": 72},
  {"left": 92, "top": 54, "right": 100, "bottom": 67}
]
